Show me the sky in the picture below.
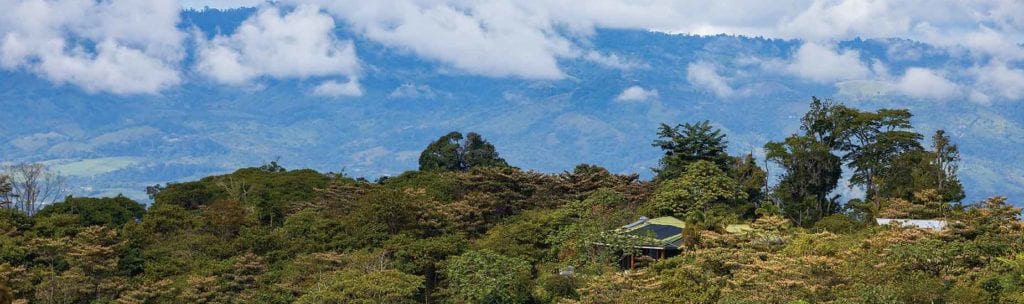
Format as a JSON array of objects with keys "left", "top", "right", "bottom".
[
  {"left": 0, "top": 0, "right": 1020, "bottom": 100},
  {"left": 1, "top": 0, "right": 1023, "bottom": 203}
]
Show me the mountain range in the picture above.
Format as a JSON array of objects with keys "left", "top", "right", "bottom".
[{"left": 2, "top": 7, "right": 1022, "bottom": 205}]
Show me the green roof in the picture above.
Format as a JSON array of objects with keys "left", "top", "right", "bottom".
[
  {"left": 646, "top": 216, "right": 687, "bottom": 228},
  {"left": 617, "top": 216, "right": 687, "bottom": 249}
]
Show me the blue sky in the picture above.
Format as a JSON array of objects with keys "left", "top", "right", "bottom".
[{"left": 1, "top": 0, "right": 1023, "bottom": 204}]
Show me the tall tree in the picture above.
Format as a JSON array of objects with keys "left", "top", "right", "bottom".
[
  {"left": 652, "top": 120, "right": 731, "bottom": 180},
  {"left": 799, "top": 98, "right": 922, "bottom": 202},
  {"left": 0, "top": 163, "right": 66, "bottom": 215},
  {"left": 418, "top": 131, "right": 508, "bottom": 172},
  {"left": 554, "top": 164, "right": 646, "bottom": 203},
  {"left": 730, "top": 153, "right": 768, "bottom": 213},
  {"left": 461, "top": 132, "right": 507, "bottom": 169},
  {"left": 931, "top": 130, "right": 964, "bottom": 201},
  {"left": 0, "top": 174, "right": 11, "bottom": 208},
  {"left": 649, "top": 160, "right": 747, "bottom": 218},
  {"left": 765, "top": 134, "right": 843, "bottom": 226},
  {"left": 862, "top": 130, "right": 964, "bottom": 207}
]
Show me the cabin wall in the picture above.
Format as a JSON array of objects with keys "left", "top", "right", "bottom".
[{"left": 617, "top": 248, "right": 682, "bottom": 269}]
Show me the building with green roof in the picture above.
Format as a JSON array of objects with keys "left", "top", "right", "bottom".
[{"left": 607, "top": 216, "right": 753, "bottom": 269}]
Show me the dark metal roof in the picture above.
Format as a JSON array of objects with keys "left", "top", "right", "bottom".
[{"left": 627, "top": 224, "right": 682, "bottom": 240}]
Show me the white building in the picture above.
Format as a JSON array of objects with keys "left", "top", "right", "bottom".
[{"left": 876, "top": 218, "right": 947, "bottom": 231}]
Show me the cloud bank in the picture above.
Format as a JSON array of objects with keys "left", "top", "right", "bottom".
[
  {"left": 0, "top": 0, "right": 184, "bottom": 94},
  {"left": 687, "top": 61, "right": 735, "bottom": 98},
  {"left": 0, "top": 0, "right": 1021, "bottom": 101},
  {"left": 196, "top": 5, "right": 359, "bottom": 88}
]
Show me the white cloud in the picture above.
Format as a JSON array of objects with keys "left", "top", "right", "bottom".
[
  {"left": 970, "top": 62, "right": 1024, "bottom": 101},
  {"left": 584, "top": 51, "right": 645, "bottom": 70},
  {"left": 181, "top": 0, "right": 264, "bottom": 9},
  {"left": 785, "top": 42, "right": 872, "bottom": 83},
  {"left": 615, "top": 86, "right": 658, "bottom": 102},
  {"left": 389, "top": 83, "right": 436, "bottom": 99},
  {"left": 292, "top": 0, "right": 575, "bottom": 79},
  {"left": 892, "top": 68, "right": 960, "bottom": 100},
  {"left": 192, "top": 1, "right": 1021, "bottom": 98},
  {"left": 686, "top": 61, "right": 734, "bottom": 97},
  {"left": 0, "top": 0, "right": 184, "bottom": 94},
  {"left": 36, "top": 41, "right": 183, "bottom": 94},
  {"left": 313, "top": 79, "right": 362, "bottom": 97},
  {"left": 776, "top": 0, "right": 911, "bottom": 41},
  {"left": 837, "top": 68, "right": 963, "bottom": 101},
  {"left": 195, "top": 5, "right": 360, "bottom": 85}
]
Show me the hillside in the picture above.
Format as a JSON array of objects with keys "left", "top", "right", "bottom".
[{"left": 2, "top": 101, "right": 1024, "bottom": 303}]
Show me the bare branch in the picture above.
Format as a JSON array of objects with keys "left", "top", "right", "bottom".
[{"left": 1, "top": 163, "right": 67, "bottom": 215}]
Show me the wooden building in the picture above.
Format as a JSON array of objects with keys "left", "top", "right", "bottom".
[{"left": 604, "top": 216, "right": 754, "bottom": 269}]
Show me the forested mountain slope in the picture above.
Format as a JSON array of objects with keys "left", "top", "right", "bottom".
[{"left": 2, "top": 101, "right": 1023, "bottom": 303}]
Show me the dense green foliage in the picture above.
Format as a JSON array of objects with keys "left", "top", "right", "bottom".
[
  {"left": 765, "top": 134, "right": 843, "bottom": 226},
  {"left": 35, "top": 196, "right": 145, "bottom": 229},
  {"left": 1, "top": 99, "right": 1021, "bottom": 303},
  {"left": 652, "top": 121, "right": 731, "bottom": 180},
  {"left": 419, "top": 131, "right": 509, "bottom": 172}
]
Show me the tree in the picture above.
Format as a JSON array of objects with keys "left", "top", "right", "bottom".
[
  {"left": 652, "top": 121, "right": 731, "bottom": 180},
  {"left": 554, "top": 164, "right": 644, "bottom": 202},
  {"left": 951, "top": 196, "right": 1022, "bottom": 239},
  {"left": 384, "top": 234, "right": 467, "bottom": 301},
  {"left": 201, "top": 200, "right": 251, "bottom": 239},
  {"left": 419, "top": 131, "right": 508, "bottom": 172},
  {"left": 649, "top": 161, "right": 747, "bottom": 218},
  {"left": 152, "top": 181, "right": 219, "bottom": 210},
  {"left": 442, "top": 250, "right": 532, "bottom": 303},
  {"left": 0, "top": 163, "right": 66, "bottom": 215},
  {"left": 34, "top": 195, "right": 145, "bottom": 229},
  {"left": 877, "top": 189, "right": 952, "bottom": 219},
  {"left": 875, "top": 129, "right": 964, "bottom": 204},
  {"left": 0, "top": 175, "right": 11, "bottom": 207},
  {"left": 462, "top": 132, "right": 508, "bottom": 169},
  {"left": 67, "top": 226, "right": 123, "bottom": 301},
  {"left": 930, "top": 130, "right": 965, "bottom": 202},
  {"left": 257, "top": 160, "right": 286, "bottom": 173},
  {"left": 730, "top": 154, "right": 768, "bottom": 214},
  {"left": 765, "top": 134, "right": 843, "bottom": 226},
  {"left": 799, "top": 98, "right": 923, "bottom": 202}
]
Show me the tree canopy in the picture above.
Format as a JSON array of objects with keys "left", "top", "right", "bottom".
[
  {"left": 1, "top": 97, "right": 1018, "bottom": 304},
  {"left": 419, "top": 131, "right": 509, "bottom": 172},
  {"left": 652, "top": 120, "right": 731, "bottom": 180}
]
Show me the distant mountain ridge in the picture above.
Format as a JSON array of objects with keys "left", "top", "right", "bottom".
[{"left": 2, "top": 8, "right": 1022, "bottom": 205}]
